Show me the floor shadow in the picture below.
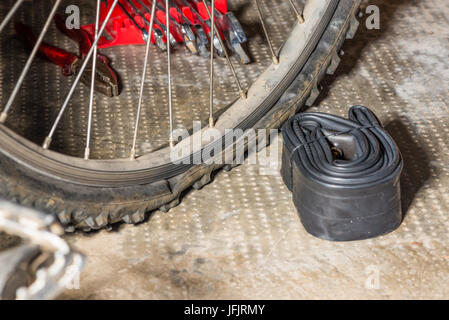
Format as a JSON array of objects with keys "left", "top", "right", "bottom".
[
  {"left": 384, "top": 117, "right": 431, "bottom": 220},
  {"left": 313, "top": 0, "right": 418, "bottom": 106}
]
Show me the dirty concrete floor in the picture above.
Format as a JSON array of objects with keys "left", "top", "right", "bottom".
[{"left": 12, "top": 0, "right": 449, "bottom": 299}]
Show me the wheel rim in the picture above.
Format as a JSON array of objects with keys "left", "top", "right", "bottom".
[{"left": 0, "top": 0, "right": 337, "bottom": 187}]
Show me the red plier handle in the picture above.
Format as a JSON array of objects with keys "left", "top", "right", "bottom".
[
  {"left": 14, "top": 21, "right": 78, "bottom": 76},
  {"left": 53, "top": 14, "right": 93, "bottom": 58},
  {"left": 15, "top": 15, "right": 120, "bottom": 97}
]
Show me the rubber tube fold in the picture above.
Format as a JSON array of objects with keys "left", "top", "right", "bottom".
[{"left": 281, "top": 106, "right": 403, "bottom": 241}]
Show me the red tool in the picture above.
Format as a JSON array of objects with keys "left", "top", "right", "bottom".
[
  {"left": 81, "top": 0, "right": 228, "bottom": 49},
  {"left": 15, "top": 14, "right": 119, "bottom": 97}
]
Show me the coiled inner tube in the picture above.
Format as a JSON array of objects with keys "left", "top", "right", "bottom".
[{"left": 281, "top": 106, "right": 403, "bottom": 241}]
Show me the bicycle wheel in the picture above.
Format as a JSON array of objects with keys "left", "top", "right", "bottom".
[{"left": 0, "top": 0, "right": 361, "bottom": 230}]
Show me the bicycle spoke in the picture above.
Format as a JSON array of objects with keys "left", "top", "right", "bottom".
[
  {"left": 84, "top": 0, "right": 101, "bottom": 160},
  {"left": 0, "top": 0, "right": 62, "bottom": 124},
  {"left": 208, "top": 0, "right": 215, "bottom": 127},
  {"left": 166, "top": 0, "right": 174, "bottom": 148},
  {"left": 255, "top": 0, "right": 279, "bottom": 64},
  {"left": 0, "top": 0, "right": 25, "bottom": 35},
  {"left": 130, "top": 0, "right": 157, "bottom": 160},
  {"left": 201, "top": 0, "right": 247, "bottom": 100},
  {"left": 43, "top": 0, "right": 120, "bottom": 150},
  {"left": 0, "top": 0, "right": 315, "bottom": 161},
  {"left": 288, "top": 0, "right": 305, "bottom": 24},
  {"left": 133, "top": 0, "right": 167, "bottom": 51}
]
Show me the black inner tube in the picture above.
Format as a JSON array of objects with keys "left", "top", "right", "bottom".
[{"left": 281, "top": 105, "right": 403, "bottom": 241}]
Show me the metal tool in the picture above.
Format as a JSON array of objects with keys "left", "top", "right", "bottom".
[
  {"left": 223, "top": 11, "right": 250, "bottom": 64},
  {"left": 134, "top": 0, "right": 169, "bottom": 52},
  {"left": 117, "top": 0, "right": 150, "bottom": 40},
  {"left": 126, "top": 0, "right": 177, "bottom": 48},
  {"left": 126, "top": 0, "right": 177, "bottom": 47},
  {"left": 201, "top": 0, "right": 250, "bottom": 64},
  {"left": 150, "top": 0, "right": 198, "bottom": 54},
  {"left": 179, "top": 0, "right": 225, "bottom": 56},
  {"left": 168, "top": 0, "right": 210, "bottom": 57},
  {"left": 125, "top": 0, "right": 167, "bottom": 51},
  {"left": 153, "top": 15, "right": 178, "bottom": 47},
  {"left": 172, "top": 0, "right": 209, "bottom": 57},
  {"left": 15, "top": 15, "right": 119, "bottom": 97},
  {"left": 151, "top": 26, "right": 169, "bottom": 50},
  {"left": 84, "top": 0, "right": 166, "bottom": 51}
]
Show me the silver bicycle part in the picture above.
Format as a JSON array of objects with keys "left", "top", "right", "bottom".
[
  {"left": 166, "top": 0, "right": 174, "bottom": 147},
  {"left": 0, "top": 0, "right": 62, "bottom": 124},
  {"left": 201, "top": 0, "right": 247, "bottom": 100},
  {"left": 84, "top": 0, "right": 102, "bottom": 160},
  {"left": 131, "top": 0, "right": 158, "bottom": 159},
  {"left": 0, "top": 0, "right": 25, "bottom": 35},
  {"left": 42, "top": 0, "right": 120, "bottom": 150},
  {"left": 255, "top": 0, "right": 279, "bottom": 65},
  {"left": 289, "top": 0, "right": 305, "bottom": 23},
  {"left": 0, "top": 201, "right": 84, "bottom": 300}
]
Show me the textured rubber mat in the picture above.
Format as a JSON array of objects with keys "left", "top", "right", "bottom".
[{"left": 3, "top": 0, "right": 449, "bottom": 299}]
